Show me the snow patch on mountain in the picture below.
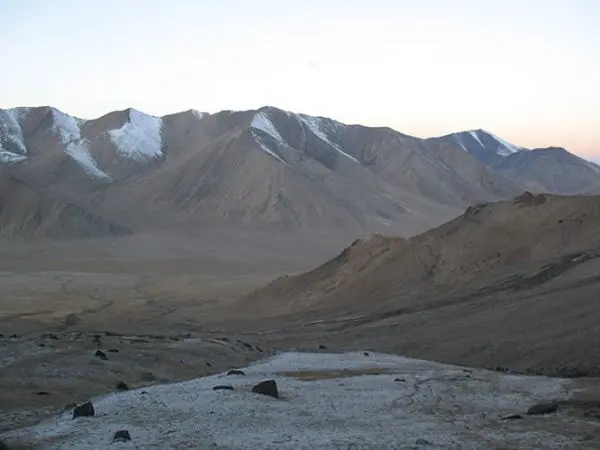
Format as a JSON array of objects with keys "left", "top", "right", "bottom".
[
  {"left": 468, "top": 131, "right": 485, "bottom": 147},
  {"left": 0, "top": 108, "right": 28, "bottom": 157},
  {"left": 250, "top": 112, "right": 291, "bottom": 166},
  {"left": 453, "top": 134, "right": 468, "bottom": 152},
  {"left": 51, "top": 110, "right": 111, "bottom": 180},
  {"left": 0, "top": 151, "right": 27, "bottom": 164},
  {"left": 298, "top": 115, "right": 359, "bottom": 163},
  {"left": 191, "top": 109, "right": 206, "bottom": 120},
  {"left": 108, "top": 109, "right": 164, "bottom": 162},
  {"left": 251, "top": 112, "right": 286, "bottom": 144},
  {"left": 482, "top": 130, "right": 521, "bottom": 156}
]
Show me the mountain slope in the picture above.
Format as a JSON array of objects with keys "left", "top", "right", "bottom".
[
  {"left": 435, "top": 130, "right": 600, "bottom": 194},
  {"left": 243, "top": 193, "right": 600, "bottom": 375},
  {"left": 0, "top": 172, "right": 132, "bottom": 239},
  {"left": 0, "top": 105, "right": 525, "bottom": 238}
]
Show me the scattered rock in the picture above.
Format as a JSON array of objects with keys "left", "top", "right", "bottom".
[
  {"left": 94, "top": 350, "right": 107, "bottom": 361},
  {"left": 526, "top": 402, "right": 559, "bottom": 416},
  {"left": 116, "top": 381, "right": 129, "bottom": 391},
  {"left": 363, "top": 352, "right": 370, "bottom": 357},
  {"left": 92, "top": 334, "right": 102, "bottom": 342},
  {"left": 394, "top": 378, "right": 405, "bottom": 382},
  {"left": 0, "top": 334, "right": 3, "bottom": 338},
  {"left": 237, "top": 340, "right": 254, "bottom": 349},
  {"left": 252, "top": 380, "right": 278, "bottom": 398},
  {"left": 255, "top": 345, "right": 264, "bottom": 352},
  {"left": 113, "top": 430, "right": 131, "bottom": 442},
  {"left": 318, "top": 344, "right": 328, "bottom": 350},
  {"left": 38, "top": 343, "right": 45, "bottom": 347},
  {"left": 73, "top": 401, "right": 95, "bottom": 419},
  {"left": 501, "top": 414, "right": 523, "bottom": 420},
  {"left": 64, "top": 313, "right": 80, "bottom": 326},
  {"left": 10, "top": 334, "right": 17, "bottom": 339},
  {"left": 0, "top": 439, "right": 9, "bottom": 450},
  {"left": 107, "top": 349, "right": 119, "bottom": 353},
  {"left": 415, "top": 438, "right": 434, "bottom": 446},
  {"left": 213, "top": 385, "right": 235, "bottom": 391},
  {"left": 35, "top": 391, "right": 50, "bottom": 396},
  {"left": 206, "top": 362, "right": 212, "bottom": 367},
  {"left": 217, "top": 337, "right": 229, "bottom": 342},
  {"left": 227, "top": 369, "right": 246, "bottom": 376},
  {"left": 41, "top": 333, "right": 59, "bottom": 340}
]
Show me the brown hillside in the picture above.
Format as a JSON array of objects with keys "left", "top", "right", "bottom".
[{"left": 241, "top": 193, "right": 600, "bottom": 376}]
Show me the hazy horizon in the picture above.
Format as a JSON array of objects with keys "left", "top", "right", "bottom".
[{"left": 2, "top": 0, "right": 598, "bottom": 159}]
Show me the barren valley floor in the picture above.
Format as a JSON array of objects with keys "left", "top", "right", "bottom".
[{"left": 1, "top": 231, "right": 599, "bottom": 446}]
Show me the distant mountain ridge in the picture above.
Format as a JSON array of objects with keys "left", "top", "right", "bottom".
[
  {"left": 436, "top": 129, "right": 600, "bottom": 194},
  {"left": 0, "top": 104, "right": 598, "bottom": 239}
]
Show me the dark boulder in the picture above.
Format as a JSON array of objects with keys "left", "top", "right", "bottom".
[
  {"left": 107, "top": 349, "right": 119, "bottom": 353},
  {"left": 213, "top": 385, "right": 235, "bottom": 391},
  {"left": 526, "top": 402, "right": 559, "bottom": 416},
  {"left": 501, "top": 413, "right": 523, "bottom": 420},
  {"left": 318, "top": 344, "right": 328, "bottom": 350},
  {"left": 113, "top": 430, "right": 131, "bottom": 442},
  {"left": 227, "top": 369, "right": 245, "bottom": 376},
  {"left": 252, "top": 380, "right": 278, "bottom": 398},
  {"left": 94, "top": 350, "right": 107, "bottom": 360},
  {"left": 73, "top": 401, "right": 95, "bottom": 419},
  {"left": 116, "top": 381, "right": 129, "bottom": 391}
]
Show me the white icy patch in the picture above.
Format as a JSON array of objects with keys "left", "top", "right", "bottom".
[
  {"left": 250, "top": 112, "right": 290, "bottom": 166},
  {"left": 453, "top": 134, "right": 468, "bottom": 152},
  {"left": 468, "top": 130, "right": 485, "bottom": 147},
  {"left": 191, "top": 109, "right": 206, "bottom": 120},
  {"left": 2, "top": 351, "right": 579, "bottom": 450},
  {"left": 0, "top": 150, "right": 27, "bottom": 164},
  {"left": 298, "top": 114, "right": 359, "bottom": 163},
  {"left": 256, "top": 141, "right": 290, "bottom": 167},
  {"left": 251, "top": 112, "right": 286, "bottom": 144},
  {"left": 52, "top": 110, "right": 110, "bottom": 180},
  {"left": 481, "top": 130, "right": 522, "bottom": 156},
  {"left": 0, "top": 108, "right": 28, "bottom": 156},
  {"left": 108, "top": 109, "right": 164, "bottom": 162}
]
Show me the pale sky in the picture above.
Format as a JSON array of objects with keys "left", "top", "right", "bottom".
[{"left": 2, "top": 0, "right": 599, "bottom": 159}]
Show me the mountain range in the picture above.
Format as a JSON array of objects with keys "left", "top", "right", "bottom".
[{"left": 1, "top": 105, "right": 598, "bottom": 239}]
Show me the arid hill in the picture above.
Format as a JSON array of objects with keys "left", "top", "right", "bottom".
[
  {"left": 243, "top": 193, "right": 600, "bottom": 376},
  {"left": 0, "top": 173, "right": 131, "bottom": 240}
]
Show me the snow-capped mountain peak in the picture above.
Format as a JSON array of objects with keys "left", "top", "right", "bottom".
[
  {"left": 447, "top": 129, "right": 523, "bottom": 160},
  {"left": 0, "top": 108, "right": 29, "bottom": 162},
  {"left": 108, "top": 109, "right": 164, "bottom": 162},
  {"left": 50, "top": 109, "right": 111, "bottom": 180}
]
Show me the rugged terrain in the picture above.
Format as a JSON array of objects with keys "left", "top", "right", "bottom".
[
  {"left": 242, "top": 193, "right": 600, "bottom": 376},
  {"left": 4, "top": 105, "right": 599, "bottom": 240},
  {"left": 2, "top": 106, "right": 600, "bottom": 446},
  {"left": 437, "top": 129, "right": 600, "bottom": 194}
]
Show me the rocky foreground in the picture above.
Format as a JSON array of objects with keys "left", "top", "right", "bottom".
[{"left": 2, "top": 352, "right": 599, "bottom": 449}]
